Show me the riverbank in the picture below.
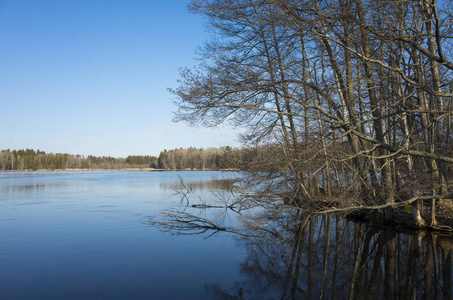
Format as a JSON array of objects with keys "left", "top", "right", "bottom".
[{"left": 345, "top": 199, "right": 453, "bottom": 234}]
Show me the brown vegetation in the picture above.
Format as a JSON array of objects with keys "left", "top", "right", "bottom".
[{"left": 171, "top": 0, "right": 453, "bottom": 230}]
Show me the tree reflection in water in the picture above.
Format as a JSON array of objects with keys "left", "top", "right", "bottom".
[
  {"left": 152, "top": 179, "right": 452, "bottom": 299},
  {"left": 201, "top": 211, "right": 453, "bottom": 299}
]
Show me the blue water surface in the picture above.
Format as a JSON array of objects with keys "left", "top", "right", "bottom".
[{"left": 0, "top": 171, "right": 244, "bottom": 299}]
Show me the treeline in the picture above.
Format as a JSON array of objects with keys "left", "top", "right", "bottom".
[
  {"left": 125, "top": 155, "right": 157, "bottom": 167},
  {"left": 0, "top": 149, "right": 131, "bottom": 170},
  {"left": 157, "top": 146, "right": 242, "bottom": 170},
  {"left": 0, "top": 147, "right": 256, "bottom": 171}
]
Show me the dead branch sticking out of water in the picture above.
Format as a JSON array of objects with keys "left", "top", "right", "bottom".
[{"left": 172, "top": 176, "right": 192, "bottom": 205}]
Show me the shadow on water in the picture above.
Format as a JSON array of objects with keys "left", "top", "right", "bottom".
[
  {"left": 208, "top": 212, "right": 453, "bottom": 299},
  {"left": 160, "top": 177, "right": 239, "bottom": 192},
  {"left": 155, "top": 207, "right": 453, "bottom": 299}
]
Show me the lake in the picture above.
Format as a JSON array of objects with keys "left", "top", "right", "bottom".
[{"left": 0, "top": 171, "right": 452, "bottom": 299}]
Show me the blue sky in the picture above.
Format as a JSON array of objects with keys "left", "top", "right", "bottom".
[{"left": 0, "top": 0, "right": 241, "bottom": 157}]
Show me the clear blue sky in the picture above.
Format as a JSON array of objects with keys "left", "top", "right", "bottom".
[{"left": 0, "top": 0, "right": 241, "bottom": 157}]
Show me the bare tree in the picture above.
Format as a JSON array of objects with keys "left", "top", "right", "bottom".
[{"left": 172, "top": 0, "right": 453, "bottom": 228}]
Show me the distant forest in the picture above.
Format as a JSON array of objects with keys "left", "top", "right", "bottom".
[{"left": 0, "top": 147, "right": 254, "bottom": 171}]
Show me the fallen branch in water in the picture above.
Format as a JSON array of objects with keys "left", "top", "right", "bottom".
[
  {"left": 191, "top": 203, "right": 240, "bottom": 212},
  {"left": 151, "top": 210, "right": 232, "bottom": 237},
  {"left": 156, "top": 212, "right": 226, "bottom": 229},
  {"left": 147, "top": 209, "right": 277, "bottom": 239}
]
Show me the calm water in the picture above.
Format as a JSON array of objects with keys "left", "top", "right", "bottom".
[
  {"left": 0, "top": 171, "right": 244, "bottom": 299},
  {"left": 0, "top": 171, "right": 452, "bottom": 299}
]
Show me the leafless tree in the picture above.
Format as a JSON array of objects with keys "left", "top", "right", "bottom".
[{"left": 172, "top": 0, "right": 453, "bottom": 228}]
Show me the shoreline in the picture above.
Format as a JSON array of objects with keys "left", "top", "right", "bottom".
[{"left": 0, "top": 168, "right": 241, "bottom": 172}]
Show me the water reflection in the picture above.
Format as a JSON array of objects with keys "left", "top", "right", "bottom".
[
  {"left": 160, "top": 177, "right": 239, "bottom": 192},
  {"left": 0, "top": 183, "right": 54, "bottom": 193},
  {"left": 1, "top": 171, "right": 248, "bottom": 299},
  {"left": 155, "top": 179, "right": 453, "bottom": 298},
  {"left": 2, "top": 171, "right": 451, "bottom": 299},
  {"left": 202, "top": 212, "right": 453, "bottom": 299}
]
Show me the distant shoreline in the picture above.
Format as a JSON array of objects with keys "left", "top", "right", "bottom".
[{"left": 0, "top": 168, "right": 240, "bottom": 172}]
